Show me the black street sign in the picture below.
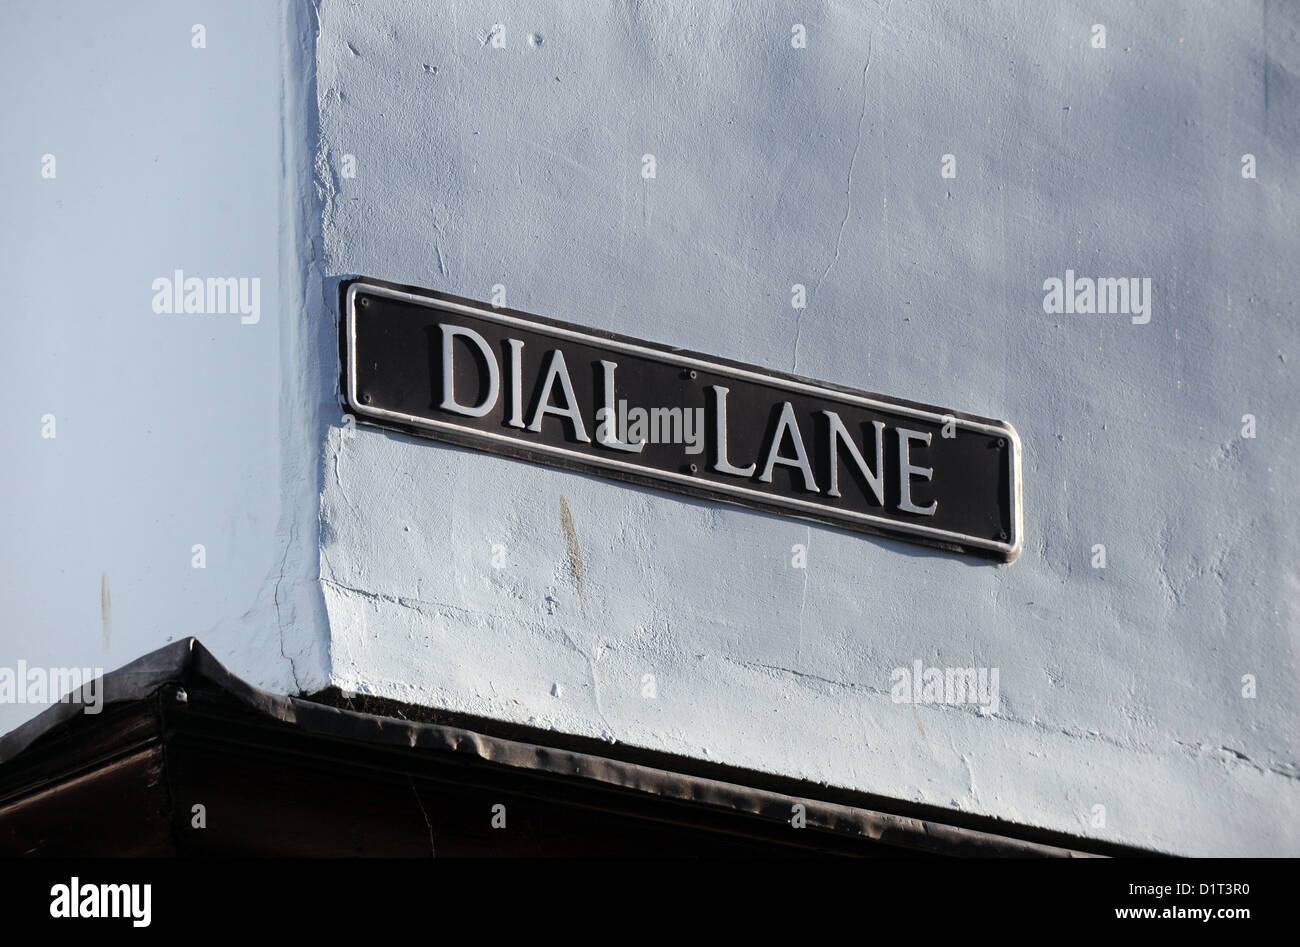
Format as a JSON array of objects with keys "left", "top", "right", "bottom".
[{"left": 342, "top": 279, "right": 1023, "bottom": 561}]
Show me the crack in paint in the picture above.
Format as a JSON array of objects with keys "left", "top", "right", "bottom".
[
  {"left": 798, "top": 0, "right": 893, "bottom": 371},
  {"left": 274, "top": 517, "right": 304, "bottom": 692},
  {"left": 1174, "top": 740, "right": 1300, "bottom": 783},
  {"left": 321, "top": 576, "right": 477, "bottom": 618},
  {"left": 723, "top": 656, "right": 1300, "bottom": 785}
]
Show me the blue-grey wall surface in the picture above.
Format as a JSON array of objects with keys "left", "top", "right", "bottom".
[{"left": 1, "top": 1, "right": 328, "bottom": 727}]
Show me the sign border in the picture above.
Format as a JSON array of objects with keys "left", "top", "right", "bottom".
[{"left": 341, "top": 278, "right": 1024, "bottom": 563}]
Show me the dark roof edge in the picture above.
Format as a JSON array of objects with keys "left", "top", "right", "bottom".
[{"left": 0, "top": 639, "right": 1164, "bottom": 857}]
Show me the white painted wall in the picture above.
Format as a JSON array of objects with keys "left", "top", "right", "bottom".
[
  {"left": 313, "top": 0, "right": 1299, "bottom": 856},
  {"left": 4, "top": 0, "right": 1296, "bottom": 857}
]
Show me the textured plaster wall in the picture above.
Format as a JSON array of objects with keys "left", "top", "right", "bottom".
[{"left": 318, "top": 0, "right": 1291, "bottom": 854}]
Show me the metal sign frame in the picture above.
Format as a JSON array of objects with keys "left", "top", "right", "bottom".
[{"left": 342, "top": 277, "right": 1023, "bottom": 562}]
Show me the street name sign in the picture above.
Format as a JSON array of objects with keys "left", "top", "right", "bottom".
[{"left": 342, "top": 279, "right": 1023, "bottom": 561}]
